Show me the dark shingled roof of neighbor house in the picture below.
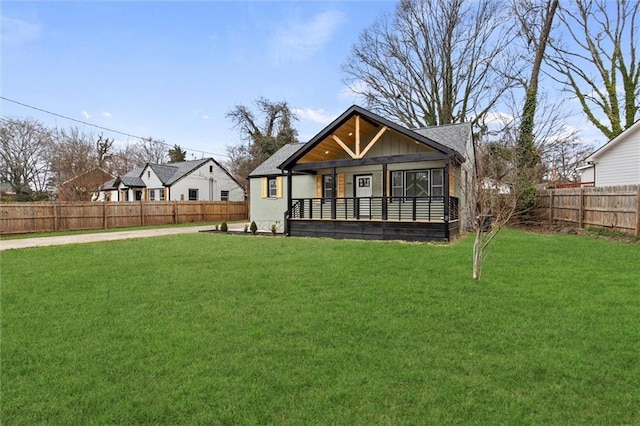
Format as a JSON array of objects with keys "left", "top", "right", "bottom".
[{"left": 249, "top": 143, "right": 306, "bottom": 177}]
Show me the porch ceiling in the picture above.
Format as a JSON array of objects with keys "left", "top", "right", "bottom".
[{"left": 297, "top": 114, "right": 433, "bottom": 164}]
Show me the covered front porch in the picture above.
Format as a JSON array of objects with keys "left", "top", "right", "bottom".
[{"left": 286, "top": 195, "right": 459, "bottom": 241}]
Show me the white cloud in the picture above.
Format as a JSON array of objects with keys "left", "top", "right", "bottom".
[
  {"left": 81, "top": 111, "right": 91, "bottom": 119},
  {"left": 102, "top": 112, "right": 112, "bottom": 118},
  {"left": 293, "top": 108, "right": 335, "bottom": 125},
  {"left": 270, "top": 9, "right": 345, "bottom": 63},
  {"left": 340, "top": 81, "right": 369, "bottom": 103},
  {"left": 0, "top": 16, "right": 41, "bottom": 45},
  {"left": 483, "top": 111, "right": 514, "bottom": 126},
  {"left": 202, "top": 115, "right": 210, "bottom": 120}
]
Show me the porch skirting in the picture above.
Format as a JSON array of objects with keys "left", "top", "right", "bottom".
[{"left": 287, "top": 219, "right": 459, "bottom": 242}]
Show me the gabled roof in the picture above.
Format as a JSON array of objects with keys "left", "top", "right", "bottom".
[
  {"left": 586, "top": 118, "right": 640, "bottom": 161},
  {"left": 249, "top": 144, "right": 305, "bottom": 177},
  {"left": 109, "top": 158, "right": 242, "bottom": 189},
  {"left": 279, "top": 105, "right": 465, "bottom": 170}
]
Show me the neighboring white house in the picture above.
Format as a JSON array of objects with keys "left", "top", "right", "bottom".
[
  {"left": 101, "top": 158, "right": 245, "bottom": 202},
  {"left": 580, "top": 119, "right": 640, "bottom": 187}
]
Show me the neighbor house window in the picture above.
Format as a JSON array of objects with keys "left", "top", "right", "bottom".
[
  {"left": 148, "top": 189, "right": 155, "bottom": 201},
  {"left": 159, "top": 189, "right": 165, "bottom": 201},
  {"left": 209, "top": 165, "right": 214, "bottom": 173},
  {"left": 323, "top": 175, "right": 334, "bottom": 199},
  {"left": 268, "top": 178, "right": 278, "bottom": 198},
  {"left": 221, "top": 190, "right": 229, "bottom": 201},
  {"left": 188, "top": 188, "right": 198, "bottom": 200}
]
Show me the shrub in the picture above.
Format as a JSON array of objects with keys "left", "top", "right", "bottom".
[
  {"left": 243, "top": 223, "right": 249, "bottom": 233},
  {"left": 220, "top": 221, "right": 228, "bottom": 232},
  {"left": 250, "top": 221, "right": 258, "bottom": 235}
]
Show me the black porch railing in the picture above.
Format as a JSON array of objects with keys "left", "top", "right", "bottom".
[{"left": 290, "top": 196, "right": 459, "bottom": 222}]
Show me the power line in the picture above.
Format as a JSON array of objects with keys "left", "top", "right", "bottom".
[{"left": 0, "top": 96, "right": 229, "bottom": 158}]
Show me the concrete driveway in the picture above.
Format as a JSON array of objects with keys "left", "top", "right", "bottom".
[{"left": 0, "top": 225, "right": 227, "bottom": 251}]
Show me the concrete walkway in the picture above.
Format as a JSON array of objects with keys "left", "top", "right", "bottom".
[{"left": 0, "top": 224, "right": 231, "bottom": 251}]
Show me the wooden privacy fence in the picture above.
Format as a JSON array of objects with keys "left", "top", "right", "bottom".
[
  {"left": 0, "top": 201, "right": 248, "bottom": 235},
  {"left": 535, "top": 185, "right": 640, "bottom": 236}
]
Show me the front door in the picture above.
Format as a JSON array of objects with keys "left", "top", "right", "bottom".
[{"left": 355, "top": 175, "right": 373, "bottom": 217}]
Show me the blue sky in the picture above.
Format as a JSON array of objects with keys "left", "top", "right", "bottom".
[
  {"left": 1, "top": 1, "right": 397, "bottom": 159},
  {"left": 2, "top": 0, "right": 610, "bottom": 163}
]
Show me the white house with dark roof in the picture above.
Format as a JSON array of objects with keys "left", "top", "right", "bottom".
[
  {"left": 101, "top": 158, "right": 245, "bottom": 202},
  {"left": 249, "top": 105, "right": 476, "bottom": 241}
]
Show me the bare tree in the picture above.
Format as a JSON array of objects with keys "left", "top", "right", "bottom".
[
  {"left": 511, "top": 0, "right": 559, "bottom": 214},
  {"left": 51, "top": 127, "right": 99, "bottom": 187},
  {"left": 342, "top": 0, "right": 515, "bottom": 128},
  {"left": 0, "top": 117, "right": 53, "bottom": 199},
  {"left": 135, "top": 137, "right": 168, "bottom": 164},
  {"left": 226, "top": 97, "right": 298, "bottom": 188},
  {"left": 546, "top": 0, "right": 640, "bottom": 139}
]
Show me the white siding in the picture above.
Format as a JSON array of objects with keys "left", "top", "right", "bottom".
[
  {"left": 580, "top": 166, "right": 595, "bottom": 184},
  {"left": 169, "top": 160, "right": 244, "bottom": 201},
  {"left": 594, "top": 126, "right": 640, "bottom": 186}
]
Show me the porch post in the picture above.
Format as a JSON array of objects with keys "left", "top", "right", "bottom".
[
  {"left": 444, "top": 157, "right": 450, "bottom": 241},
  {"left": 286, "top": 170, "right": 292, "bottom": 235},
  {"left": 331, "top": 167, "right": 337, "bottom": 220},
  {"left": 382, "top": 163, "right": 388, "bottom": 220}
]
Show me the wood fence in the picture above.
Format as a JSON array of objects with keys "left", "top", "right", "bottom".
[
  {"left": 0, "top": 201, "right": 248, "bottom": 235},
  {"left": 535, "top": 185, "right": 640, "bottom": 236}
]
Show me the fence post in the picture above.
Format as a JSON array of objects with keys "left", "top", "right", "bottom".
[
  {"left": 53, "top": 203, "right": 58, "bottom": 232},
  {"left": 201, "top": 202, "right": 205, "bottom": 222},
  {"left": 636, "top": 186, "right": 640, "bottom": 237},
  {"left": 548, "top": 190, "right": 554, "bottom": 224},
  {"left": 579, "top": 188, "right": 584, "bottom": 229},
  {"left": 140, "top": 201, "right": 145, "bottom": 226},
  {"left": 173, "top": 201, "right": 178, "bottom": 224},
  {"left": 103, "top": 202, "right": 108, "bottom": 229},
  {"left": 227, "top": 200, "right": 230, "bottom": 221}
]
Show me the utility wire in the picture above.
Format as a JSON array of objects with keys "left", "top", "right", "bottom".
[{"left": 0, "top": 96, "right": 229, "bottom": 158}]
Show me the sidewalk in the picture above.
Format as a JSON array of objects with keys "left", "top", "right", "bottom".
[{"left": 0, "top": 224, "right": 228, "bottom": 251}]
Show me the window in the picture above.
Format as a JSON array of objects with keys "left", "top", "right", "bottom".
[
  {"left": 221, "top": 190, "right": 229, "bottom": 201},
  {"left": 209, "top": 165, "right": 214, "bottom": 173},
  {"left": 391, "top": 171, "right": 403, "bottom": 199},
  {"left": 431, "top": 169, "right": 444, "bottom": 196},
  {"left": 391, "top": 169, "right": 444, "bottom": 198},
  {"left": 135, "top": 190, "right": 142, "bottom": 201},
  {"left": 268, "top": 178, "right": 278, "bottom": 198},
  {"left": 159, "top": 189, "right": 165, "bottom": 201},
  {"left": 406, "top": 171, "right": 429, "bottom": 197},
  {"left": 148, "top": 189, "right": 155, "bottom": 201},
  {"left": 147, "top": 171, "right": 151, "bottom": 178},
  {"left": 188, "top": 188, "right": 198, "bottom": 200},
  {"left": 323, "top": 175, "right": 334, "bottom": 199}
]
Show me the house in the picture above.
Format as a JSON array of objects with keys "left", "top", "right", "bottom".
[
  {"left": 58, "top": 167, "right": 115, "bottom": 201},
  {"left": 249, "top": 105, "right": 476, "bottom": 241},
  {"left": 101, "top": 158, "right": 245, "bottom": 202},
  {"left": 579, "top": 119, "right": 640, "bottom": 187}
]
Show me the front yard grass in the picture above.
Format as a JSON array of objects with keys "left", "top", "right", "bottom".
[{"left": 1, "top": 229, "right": 638, "bottom": 424}]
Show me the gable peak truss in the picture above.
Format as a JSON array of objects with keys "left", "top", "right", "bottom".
[{"left": 331, "top": 114, "right": 389, "bottom": 160}]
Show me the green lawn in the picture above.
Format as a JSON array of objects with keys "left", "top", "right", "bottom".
[{"left": 1, "top": 230, "right": 638, "bottom": 424}]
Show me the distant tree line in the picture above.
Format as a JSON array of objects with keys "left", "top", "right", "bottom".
[{"left": 0, "top": 117, "right": 188, "bottom": 201}]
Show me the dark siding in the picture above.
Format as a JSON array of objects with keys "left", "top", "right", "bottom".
[{"left": 288, "top": 220, "right": 459, "bottom": 242}]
